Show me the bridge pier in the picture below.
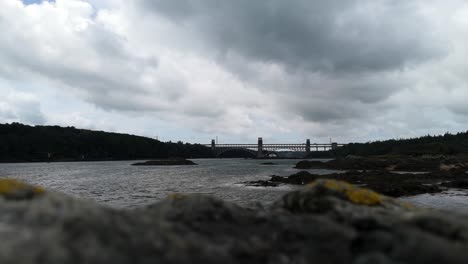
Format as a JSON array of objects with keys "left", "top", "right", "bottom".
[{"left": 257, "top": 137, "right": 264, "bottom": 158}]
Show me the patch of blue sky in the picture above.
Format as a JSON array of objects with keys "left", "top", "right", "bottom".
[{"left": 22, "top": 0, "right": 55, "bottom": 5}]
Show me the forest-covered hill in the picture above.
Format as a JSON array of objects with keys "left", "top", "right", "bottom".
[
  {"left": 0, "top": 123, "right": 213, "bottom": 162},
  {"left": 332, "top": 131, "right": 468, "bottom": 157}
]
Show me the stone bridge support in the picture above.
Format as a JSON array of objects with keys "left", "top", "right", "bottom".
[{"left": 257, "top": 137, "right": 264, "bottom": 158}]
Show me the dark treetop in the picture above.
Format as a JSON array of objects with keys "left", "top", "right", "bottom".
[
  {"left": 332, "top": 131, "right": 468, "bottom": 157},
  {"left": 0, "top": 123, "right": 213, "bottom": 162}
]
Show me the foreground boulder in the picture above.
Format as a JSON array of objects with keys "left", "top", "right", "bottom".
[{"left": 1, "top": 178, "right": 468, "bottom": 263}]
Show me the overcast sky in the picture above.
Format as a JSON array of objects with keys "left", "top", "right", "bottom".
[{"left": 1, "top": 0, "right": 467, "bottom": 143}]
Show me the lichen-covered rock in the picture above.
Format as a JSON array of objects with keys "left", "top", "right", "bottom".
[
  {"left": 0, "top": 178, "right": 44, "bottom": 200},
  {"left": 272, "top": 179, "right": 405, "bottom": 217},
  {"left": 309, "top": 180, "right": 383, "bottom": 205},
  {"left": 1, "top": 178, "right": 468, "bottom": 263}
]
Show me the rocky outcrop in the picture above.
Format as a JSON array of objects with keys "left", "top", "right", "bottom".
[
  {"left": 132, "top": 159, "right": 197, "bottom": 166},
  {"left": 240, "top": 180, "right": 281, "bottom": 187},
  {"left": 295, "top": 156, "right": 468, "bottom": 171},
  {"left": 267, "top": 169, "right": 468, "bottom": 197},
  {"left": 260, "top": 162, "right": 279, "bottom": 165},
  {"left": 1, "top": 178, "right": 468, "bottom": 263}
]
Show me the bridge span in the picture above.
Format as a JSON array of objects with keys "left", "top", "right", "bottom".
[{"left": 204, "top": 138, "right": 345, "bottom": 158}]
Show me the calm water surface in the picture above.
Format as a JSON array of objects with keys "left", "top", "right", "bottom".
[{"left": 1, "top": 159, "right": 468, "bottom": 213}]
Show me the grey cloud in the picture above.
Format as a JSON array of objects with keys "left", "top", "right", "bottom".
[
  {"left": 0, "top": 95, "right": 46, "bottom": 125},
  {"left": 141, "top": 0, "right": 447, "bottom": 74},
  {"left": 1, "top": 0, "right": 466, "bottom": 142},
  {"left": 0, "top": 15, "right": 163, "bottom": 113},
  {"left": 137, "top": 0, "right": 451, "bottom": 127}
]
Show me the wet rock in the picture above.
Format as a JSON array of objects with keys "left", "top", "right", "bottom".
[
  {"left": 132, "top": 159, "right": 197, "bottom": 166},
  {"left": 294, "top": 160, "right": 327, "bottom": 169},
  {"left": 241, "top": 180, "right": 280, "bottom": 187},
  {"left": 260, "top": 162, "right": 279, "bottom": 165},
  {"left": 271, "top": 171, "right": 320, "bottom": 185},
  {"left": 294, "top": 156, "right": 468, "bottom": 172},
  {"left": 441, "top": 179, "right": 468, "bottom": 189},
  {"left": 366, "top": 182, "right": 441, "bottom": 197},
  {"left": 270, "top": 170, "right": 447, "bottom": 197},
  {"left": 1, "top": 179, "right": 468, "bottom": 263}
]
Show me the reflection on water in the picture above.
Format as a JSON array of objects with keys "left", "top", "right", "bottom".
[{"left": 1, "top": 159, "right": 468, "bottom": 213}]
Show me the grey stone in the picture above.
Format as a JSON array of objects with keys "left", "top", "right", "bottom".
[{"left": 0, "top": 179, "right": 468, "bottom": 263}]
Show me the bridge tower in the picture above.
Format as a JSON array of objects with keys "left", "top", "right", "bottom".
[
  {"left": 211, "top": 139, "right": 216, "bottom": 151},
  {"left": 257, "top": 137, "right": 264, "bottom": 158},
  {"left": 331, "top": 142, "right": 338, "bottom": 150},
  {"left": 306, "top": 139, "right": 311, "bottom": 155}
]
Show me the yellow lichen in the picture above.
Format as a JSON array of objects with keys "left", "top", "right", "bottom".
[
  {"left": 0, "top": 178, "right": 45, "bottom": 197},
  {"left": 167, "top": 193, "right": 185, "bottom": 200},
  {"left": 32, "top": 186, "right": 46, "bottom": 194},
  {"left": 345, "top": 188, "right": 382, "bottom": 206},
  {"left": 307, "top": 179, "right": 382, "bottom": 206}
]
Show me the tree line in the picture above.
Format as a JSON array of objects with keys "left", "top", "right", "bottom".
[
  {"left": 332, "top": 131, "right": 468, "bottom": 157},
  {"left": 0, "top": 123, "right": 213, "bottom": 162}
]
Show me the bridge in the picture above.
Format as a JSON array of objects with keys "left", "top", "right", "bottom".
[{"left": 204, "top": 138, "right": 345, "bottom": 158}]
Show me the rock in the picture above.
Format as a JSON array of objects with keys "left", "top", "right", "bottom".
[
  {"left": 132, "top": 159, "right": 197, "bottom": 166},
  {"left": 294, "top": 160, "right": 328, "bottom": 169},
  {"left": 294, "top": 156, "right": 468, "bottom": 172},
  {"left": 260, "top": 162, "right": 278, "bottom": 165},
  {"left": 273, "top": 179, "right": 468, "bottom": 263},
  {"left": 441, "top": 179, "right": 468, "bottom": 189},
  {"left": 240, "top": 180, "right": 280, "bottom": 187},
  {"left": 1, "top": 179, "right": 468, "bottom": 263},
  {"left": 365, "top": 182, "right": 441, "bottom": 197},
  {"left": 271, "top": 171, "right": 319, "bottom": 185},
  {"left": 268, "top": 169, "right": 468, "bottom": 197},
  {"left": 0, "top": 178, "right": 45, "bottom": 200}
]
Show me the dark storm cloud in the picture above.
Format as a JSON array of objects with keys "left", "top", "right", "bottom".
[
  {"left": 137, "top": 0, "right": 451, "bottom": 126},
  {"left": 140, "top": 0, "right": 446, "bottom": 74}
]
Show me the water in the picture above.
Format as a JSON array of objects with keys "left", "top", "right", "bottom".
[
  {"left": 401, "top": 190, "right": 468, "bottom": 214},
  {"left": 1, "top": 159, "right": 468, "bottom": 213},
  {"left": 0, "top": 159, "right": 331, "bottom": 208}
]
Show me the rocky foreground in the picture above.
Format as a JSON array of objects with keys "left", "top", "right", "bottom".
[{"left": 1, "top": 178, "right": 468, "bottom": 263}]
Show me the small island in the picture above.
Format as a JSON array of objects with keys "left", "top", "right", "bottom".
[
  {"left": 131, "top": 159, "right": 198, "bottom": 166},
  {"left": 260, "top": 162, "right": 279, "bottom": 165}
]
